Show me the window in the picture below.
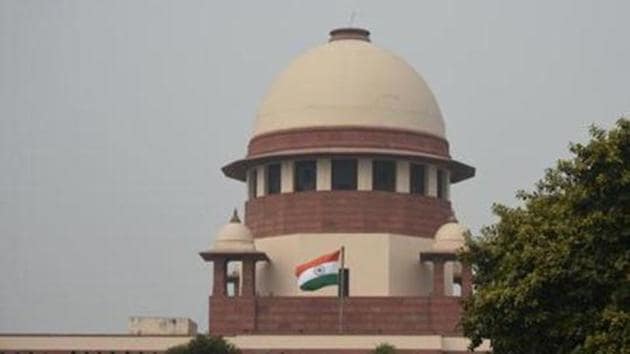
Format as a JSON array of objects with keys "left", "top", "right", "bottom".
[
  {"left": 410, "top": 163, "right": 426, "bottom": 195},
  {"left": 331, "top": 159, "right": 357, "bottom": 190},
  {"left": 372, "top": 160, "right": 396, "bottom": 192},
  {"left": 266, "top": 163, "right": 281, "bottom": 194},
  {"left": 437, "top": 169, "right": 448, "bottom": 199},
  {"left": 294, "top": 160, "right": 317, "bottom": 192},
  {"left": 248, "top": 169, "right": 258, "bottom": 199}
]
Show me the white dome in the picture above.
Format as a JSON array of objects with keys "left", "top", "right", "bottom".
[
  {"left": 254, "top": 33, "right": 445, "bottom": 138},
  {"left": 433, "top": 222, "right": 470, "bottom": 252},
  {"left": 213, "top": 212, "right": 256, "bottom": 252}
]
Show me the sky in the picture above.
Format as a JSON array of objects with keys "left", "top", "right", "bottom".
[{"left": 1, "top": 0, "right": 628, "bottom": 333}]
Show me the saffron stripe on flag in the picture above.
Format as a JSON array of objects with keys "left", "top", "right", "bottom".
[{"left": 295, "top": 250, "right": 341, "bottom": 277}]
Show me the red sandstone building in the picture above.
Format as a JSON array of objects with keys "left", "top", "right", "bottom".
[{"left": 0, "top": 28, "right": 490, "bottom": 353}]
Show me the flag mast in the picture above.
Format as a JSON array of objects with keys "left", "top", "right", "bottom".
[{"left": 338, "top": 245, "right": 345, "bottom": 333}]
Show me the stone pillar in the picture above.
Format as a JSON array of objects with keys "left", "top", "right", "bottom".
[
  {"left": 357, "top": 158, "right": 372, "bottom": 191},
  {"left": 316, "top": 158, "right": 331, "bottom": 191},
  {"left": 461, "top": 263, "right": 473, "bottom": 297},
  {"left": 426, "top": 165, "right": 437, "bottom": 197},
  {"left": 432, "top": 260, "right": 445, "bottom": 296},
  {"left": 396, "top": 160, "right": 410, "bottom": 193},
  {"left": 256, "top": 166, "right": 265, "bottom": 197},
  {"left": 213, "top": 258, "right": 227, "bottom": 297},
  {"left": 281, "top": 160, "right": 294, "bottom": 193},
  {"left": 241, "top": 259, "right": 256, "bottom": 297}
]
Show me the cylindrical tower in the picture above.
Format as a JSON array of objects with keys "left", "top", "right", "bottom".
[{"left": 221, "top": 28, "right": 474, "bottom": 298}]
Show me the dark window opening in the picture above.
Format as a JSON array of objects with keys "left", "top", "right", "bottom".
[
  {"left": 372, "top": 160, "right": 396, "bottom": 192},
  {"left": 266, "top": 163, "right": 281, "bottom": 194},
  {"left": 248, "top": 169, "right": 258, "bottom": 199},
  {"left": 331, "top": 159, "right": 357, "bottom": 190},
  {"left": 410, "top": 163, "right": 426, "bottom": 195},
  {"left": 294, "top": 160, "right": 317, "bottom": 192},
  {"left": 437, "top": 169, "right": 447, "bottom": 199}
]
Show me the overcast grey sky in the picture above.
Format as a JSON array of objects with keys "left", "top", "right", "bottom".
[{"left": 1, "top": 0, "right": 628, "bottom": 333}]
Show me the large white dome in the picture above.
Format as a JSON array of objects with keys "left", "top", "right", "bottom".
[{"left": 254, "top": 29, "right": 445, "bottom": 138}]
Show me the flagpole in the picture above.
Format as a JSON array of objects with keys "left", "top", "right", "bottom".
[{"left": 338, "top": 246, "right": 345, "bottom": 333}]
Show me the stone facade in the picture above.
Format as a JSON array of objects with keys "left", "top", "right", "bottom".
[{"left": 245, "top": 191, "right": 453, "bottom": 238}]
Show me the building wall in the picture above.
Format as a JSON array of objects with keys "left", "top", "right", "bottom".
[
  {"left": 0, "top": 335, "right": 191, "bottom": 351},
  {"left": 254, "top": 233, "right": 451, "bottom": 297},
  {"left": 245, "top": 190, "right": 453, "bottom": 238},
  {"left": 0, "top": 334, "right": 491, "bottom": 353},
  {"left": 128, "top": 317, "right": 197, "bottom": 336},
  {"left": 209, "top": 296, "right": 464, "bottom": 336}
]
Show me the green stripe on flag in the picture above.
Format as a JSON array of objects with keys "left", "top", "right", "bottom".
[{"left": 300, "top": 273, "right": 339, "bottom": 291}]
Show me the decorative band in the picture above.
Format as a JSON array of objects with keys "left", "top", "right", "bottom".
[{"left": 247, "top": 126, "right": 450, "bottom": 158}]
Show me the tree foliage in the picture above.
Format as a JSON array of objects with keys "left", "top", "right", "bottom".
[
  {"left": 166, "top": 335, "right": 240, "bottom": 354},
  {"left": 372, "top": 342, "right": 397, "bottom": 354},
  {"left": 461, "top": 119, "right": 630, "bottom": 353}
]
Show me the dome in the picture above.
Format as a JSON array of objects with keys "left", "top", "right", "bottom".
[
  {"left": 212, "top": 210, "right": 256, "bottom": 252},
  {"left": 254, "top": 28, "right": 445, "bottom": 138},
  {"left": 433, "top": 222, "right": 470, "bottom": 252}
]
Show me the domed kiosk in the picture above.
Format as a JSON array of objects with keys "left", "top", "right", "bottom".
[{"left": 202, "top": 28, "right": 483, "bottom": 353}]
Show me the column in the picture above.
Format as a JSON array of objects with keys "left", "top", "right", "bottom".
[
  {"left": 357, "top": 158, "right": 372, "bottom": 191},
  {"left": 212, "top": 258, "right": 227, "bottom": 297},
  {"left": 316, "top": 158, "right": 331, "bottom": 191},
  {"left": 444, "top": 170, "right": 451, "bottom": 200},
  {"left": 461, "top": 263, "right": 473, "bottom": 297},
  {"left": 241, "top": 259, "right": 256, "bottom": 297},
  {"left": 255, "top": 166, "right": 265, "bottom": 197},
  {"left": 432, "top": 260, "right": 445, "bottom": 296},
  {"left": 281, "top": 160, "right": 294, "bottom": 193},
  {"left": 427, "top": 165, "right": 438, "bottom": 197},
  {"left": 396, "top": 160, "right": 410, "bottom": 193}
]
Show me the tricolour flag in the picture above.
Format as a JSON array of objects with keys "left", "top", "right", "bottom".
[{"left": 295, "top": 250, "right": 340, "bottom": 291}]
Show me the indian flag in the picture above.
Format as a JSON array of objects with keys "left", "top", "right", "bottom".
[{"left": 295, "top": 250, "right": 340, "bottom": 291}]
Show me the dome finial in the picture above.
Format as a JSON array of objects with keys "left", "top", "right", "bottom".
[
  {"left": 329, "top": 27, "right": 370, "bottom": 42},
  {"left": 230, "top": 209, "right": 241, "bottom": 223}
]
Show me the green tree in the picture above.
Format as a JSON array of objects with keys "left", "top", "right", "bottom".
[
  {"left": 166, "top": 335, "right": 240, "bottom": 354},
  {"left": 461, "top": 119, "right": 630, "bottom": 354},
  {"left": 372, "top": 342, "right": 397, "bottom": 354}
]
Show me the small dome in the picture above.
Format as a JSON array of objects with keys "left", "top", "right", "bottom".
[
  {"left": 254, "top": 28, "right": 445, "bottom": 138},
  {"left": 212, "top": 210, "right": 256, "bottom": 252},
  {"left": 433, "top": 222, "right": 470, "bottom": 252}
]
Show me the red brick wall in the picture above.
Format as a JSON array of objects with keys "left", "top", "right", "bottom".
[
  {"left": 209, "top": 296, "right": 463, "bottom": 336},
  {"left": 248, "top": 126, "right": 450, "bottom": 158},
  {"left": 245, "top": 191, "right": 453, "bottom": 238}
]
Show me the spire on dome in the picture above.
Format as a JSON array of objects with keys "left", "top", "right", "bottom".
[{"left": 230, "top": 209, "right": 241, "bottom": 223}]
